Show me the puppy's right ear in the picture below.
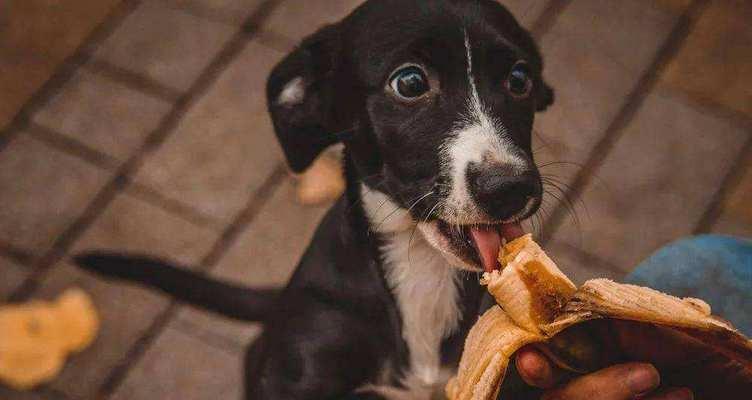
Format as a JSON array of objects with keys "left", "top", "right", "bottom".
[
  {"left": 536, "top": 82, "right": 554, "bottom": 112},
  {"left": 267, "top": 24, "right": 347, "bottom": 173}
]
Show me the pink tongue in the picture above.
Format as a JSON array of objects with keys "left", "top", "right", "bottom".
[
  {"left": 469, "top": 223, "right": 525, "bottom": 272},
  {"left": 469, "top": 227, "right": 502, "bottom": 273}
]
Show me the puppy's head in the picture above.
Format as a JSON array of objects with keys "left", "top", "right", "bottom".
[{"left": 267, "top": 0, "right": 553, "bottom": 272}]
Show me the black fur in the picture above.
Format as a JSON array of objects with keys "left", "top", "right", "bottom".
[{"left": 76, "top": 1, "right": 553, "bottom": 398}]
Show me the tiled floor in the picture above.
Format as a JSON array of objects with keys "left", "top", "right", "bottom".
[
  {"left": 0, "top": 0, "right": 124, "bottom": 131},
  {"left": 0, "top": 0, "right": 750, "bottom": 399}
]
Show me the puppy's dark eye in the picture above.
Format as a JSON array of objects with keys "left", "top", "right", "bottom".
[
  {"left": 389, "top": 66, "right": 430, "bottom": 99},
  {"left": 506, "top": 61, "right": 532, "bottom": 98}
]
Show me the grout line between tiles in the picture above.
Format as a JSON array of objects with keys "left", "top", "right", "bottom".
[
  {"left": 254, "top": 30, "right": 297, "bottom": 52},
  {"left": 96, "top": 163, "right": 287, "bottom": 398},
  {"left": 6, "top": 172, "right": 128, "bottom": 303},
  {"left": 0, "top": 241, "right": 37, "bottom": 267},
  {"left": 26, "top": 113, "right": 237, "bottom": 238},
  {"left": 161, "top": 0, "right": 249, "bottom": 27},
  {"left": 255, "top": 0, "right": 570, "bottom": 51},
  {"left": 240, "top": 0, "right": 286, "bottom": 34},
  {"left": 694, "top": 137, "right": 752, "bottom": 234},
  {"left": 84, "top": 58, "right": 184, "bottom": 103},
  {"left": 25, "top": 122, "right": 122, "bottom": 171},
  {"left": 123, "top": 181, "right": 224, "bottom": 231},
  {"left": 88, "top": 1, "right": 288, "bottom": 395},
  {"left": 540, "top": 0, "right": 712, "bottom": 246},
  {"left": 530, "top": 0, "right": 573, "bottom": 39},
  {"left": 170, "top": 317, "right": 250, "bottom": 354},
  {"left": 200, "top": 164, "right": 288, "bottom": 267},
  {"left": 6, "top": 0, "right": 285, "bottom": 305},
  {"left": 0, "top": 0, "right": 142, "bottom": 155},
  {"left": 25, "top": 123, "right": 229, "bottom": 236},
  {"left": 654, "top": 82, "right": 752, "bottom": 133}
]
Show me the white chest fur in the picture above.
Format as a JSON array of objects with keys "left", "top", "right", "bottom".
[
  {"left": 383, "top": 229, "right": 461, "bottom": 385},
  {"left": 360, "top": 186, "right": 462, "bottom": 387}
]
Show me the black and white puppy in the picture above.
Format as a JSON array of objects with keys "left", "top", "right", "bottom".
[{"left": 78, "top": 1, "right": 554, "bottom": 398}]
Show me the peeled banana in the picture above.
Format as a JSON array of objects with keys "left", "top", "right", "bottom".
[{"left": 446, "top": 235, "right": 752, "bottom": 400}]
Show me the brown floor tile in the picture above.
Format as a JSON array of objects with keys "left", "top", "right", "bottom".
[
  {"left": 532, "top": 39, "right": 635, "bottom": 188},
  {"left": 498, "top": 0, "right": 550, "bottom": 28},
  {"left": 0, "top": 387, "right": 52, "bottom": 400},
  {"left": 0, "top": 50, "right": 56, "bottom": 131},
  {"left": 724, "top": 157, "right": 752, "bottom": 225},
  {"left": 29, "top": 259, "right": 171, "bottom": 399},
  {"left": 653, "top": 0, "right": 692, "bottom": 14},
  {"left": 200, "top": 178, "right": 328, "bottom": 287},
  {"left": 0, "top": 134, "right": 111, "bottom": 256},
  {"left": 0, "top": 256, "right": 29, "bottom": 298},
  {"left": 171, "top": 314, "right": 259, "bottom": 352},
  {"left": 712, "top": 155, "right": 752, "bottom": 238},
  {"left": 262, "top": 0, "right": 545, "bottom": 43},
  {"left": 532, "top": 0, "right": 677, "bottom": 206},
  {"left": 32, "top": 191, "right": 217, "bottom": 399},
  {"left": 92, "top": 1, "right": 236, "bottom": 92},
  {"left": 0, "top": 0, "right": 120, "bottom": 62},
  {"left": 0, "top": 0, "right": 121, "bottom": 131},
  {"left": 110, "top": 325, "right": 242, "bottom": 400},
  {"left": 545, "top": 240, "right": 626, "bottom": 285},
  {"left": 133, "top": 41, "right": 286, "bottom": 226},
  {"left": 32, "top": 69, "right": 171, "bottom": 163},
  {"left": 551, "top": 89, "right": 749, "bottom": 271},
  {"left": 174, "top": 302, "right": 262, "bottom": 351},
  {"left": 176, "top": 177, "right": 330, "bottom": 344},
  {"left": 554, "top": 0, "right": 676, "bottom": 74},
  {"left": 711, "top": 213, "right": 752, "bottom": 239},
  {"left": 661, "top": 0, "right": 752, "bottom": 117},
  {"left": 261, "top": 0, "right": 363, "bottom": 42},
  {"left": 160, "top": 0, "right": 265, "bottom": 24},
  {"left": 67, "top": 189, "right": 219, "bottom": 263}
]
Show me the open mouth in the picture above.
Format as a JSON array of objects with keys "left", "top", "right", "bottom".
[{"left": 436, "top": 221, "right": 525, "bottom": 272}]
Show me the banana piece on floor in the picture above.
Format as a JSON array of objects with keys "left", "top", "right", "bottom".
[
  {"left": 0, "top": 288, "right": 99, "bottom": 391},
  {"left": 447, "top": 235, "right": 752, "bottom": 400},
  {"left": 296, "top": 151, "right": 345, "bottom": 205},
  {"left": 54, "top": 288, "right": 99, "bottom": 353}
]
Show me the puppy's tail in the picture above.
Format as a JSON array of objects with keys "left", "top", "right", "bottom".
[{"left": 74, "top": 252, "right": 280, "bottom": 322}]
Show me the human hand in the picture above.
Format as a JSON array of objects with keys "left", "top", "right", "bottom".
[{"left": 515, "top": 347, "right": 693, "bottom": 400}]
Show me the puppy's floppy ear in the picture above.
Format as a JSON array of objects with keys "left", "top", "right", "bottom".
[
  {"left": 536, "top": 81, "right": 554, "bottom": 112},
  {"left": 267, "top": 24, "right": 349, "bottom": 173},
  {"left": 511, "top": 26, "right": 554, "bottom": 113}
]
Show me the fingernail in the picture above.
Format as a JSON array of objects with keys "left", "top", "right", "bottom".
[
  {"left": 626, "top": 364, "right": 660, "bottom": 395},
  {"left": 517, "top": 350, "right": 549, "bottom": 385},
  {"left": 665, "top": 388, "right": 693, "bottom": 400}
]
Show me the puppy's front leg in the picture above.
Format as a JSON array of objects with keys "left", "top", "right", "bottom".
[{"left": 244, "top": 302, "right": 389, "bottom": 400}]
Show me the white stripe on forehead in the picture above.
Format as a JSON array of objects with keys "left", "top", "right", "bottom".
[
  {"left": 436, "top": 31, "right": 526, "bottom": 224},
  {"left": 463, "top": 30, "right": 495, "bottom": 131},
  {"left": 464, "top": 31, "right": 479, "bottom": 108}
]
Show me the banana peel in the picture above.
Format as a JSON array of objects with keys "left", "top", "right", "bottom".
[
  {"left": 446, "top": 235, "right": 752, "bottom": 400},
  {"left": 0, "top": 288, "right": 99, "bottom": 390}
]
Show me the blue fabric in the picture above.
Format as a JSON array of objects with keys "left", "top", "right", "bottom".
[{"left": 625, "top": 235, "right": 752, "bottom": 336}]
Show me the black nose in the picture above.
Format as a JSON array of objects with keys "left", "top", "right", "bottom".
[{"left": 468, "top": 166, "right": 541, "bottom": 221}]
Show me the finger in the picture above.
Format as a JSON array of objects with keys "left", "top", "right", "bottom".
[
  {"left": 515, "top": 347, "right": 563, "bottom": 389},
  {"left": 541, "top": 363, "right": 660, "bottom": 400},
  {"left": 642, "top": 387, "right": 693, "bottom": 400}
]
